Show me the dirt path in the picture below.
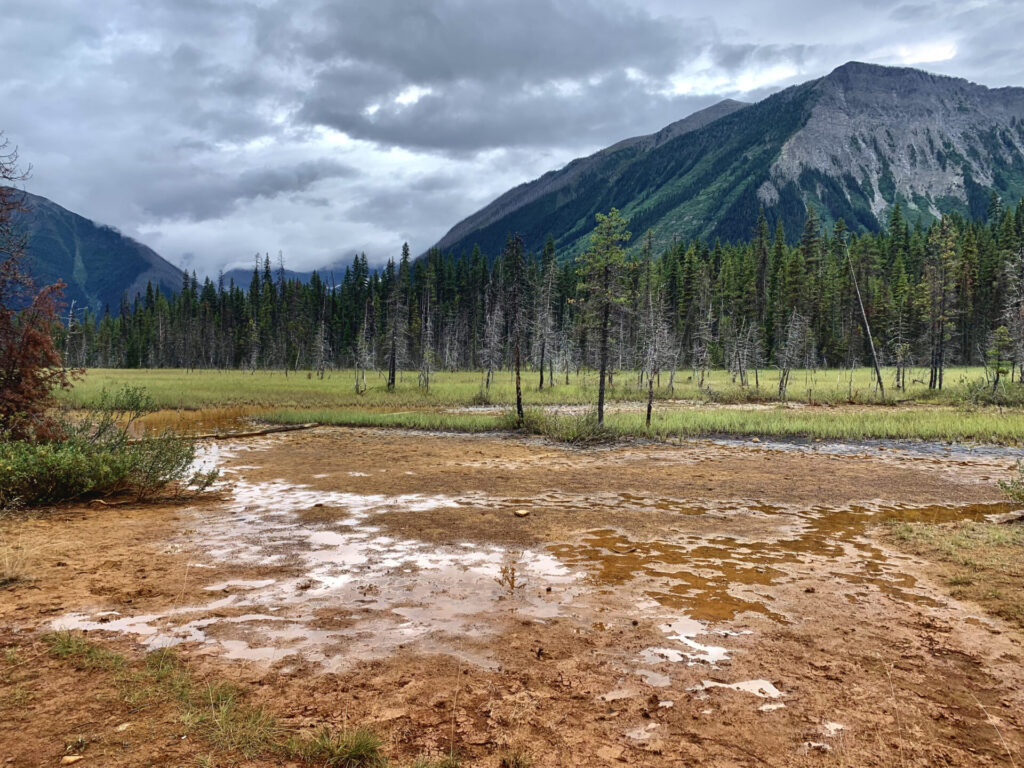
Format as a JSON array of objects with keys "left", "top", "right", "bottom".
[{"left": 2, "top": 428, "right": 1023, "bottom": 766}]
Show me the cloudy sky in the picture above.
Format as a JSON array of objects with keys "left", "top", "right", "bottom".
[{"left": 2, "top": 0, "right": 1021, "bottom": 274}]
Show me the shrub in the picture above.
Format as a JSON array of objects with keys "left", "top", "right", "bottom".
[{"left": 0, "top": 385, "right": 217, "bottom": 509}]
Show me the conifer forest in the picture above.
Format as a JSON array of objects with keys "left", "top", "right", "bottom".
[{"left": 65, "top": 201, "right": 1024, "bottom": 394}]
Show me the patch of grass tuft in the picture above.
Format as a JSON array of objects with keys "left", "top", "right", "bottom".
[
  {"left": 503, "top": 408, "right": 612, "bottom": 445},
  {"left": 286, "top": 726, "right": 386, "bottom": 767},
  {"left": 499, "top": 749, "right": 534, "bottom": 768},
  {"left": 408, "top": 755, "right": 461, "bottom": 768},
  {"left": 44, "top": 631, "right": 125, "bottom": 670},
  {"left": 196, "top": 682, "right": 280, "bottom": 758}
]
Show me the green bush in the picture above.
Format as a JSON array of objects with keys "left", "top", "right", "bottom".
[{"left": 0, "top": 385, "right": 217, "bottom": 509}]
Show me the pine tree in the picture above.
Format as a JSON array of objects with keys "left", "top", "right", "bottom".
[{"left": 578, "top": 209, "right": 630, "bottom": 426}]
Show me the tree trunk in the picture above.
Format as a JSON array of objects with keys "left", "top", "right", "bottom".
[
  {"left": 646, "top": 369, "right": 655, "bottom": 428},
  {"left": 387, "top": 330, "right": 396, "bottom": 391},
  {"left": 598, "top": 298, "right": 610, "bottom": 426},
  {"left": 539, "top": 337, "right": 545, "bottom": 390},
  {"left": 514, "top": 336, "right": 523, "bottom": 423}
]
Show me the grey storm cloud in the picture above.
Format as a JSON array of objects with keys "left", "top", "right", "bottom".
[
  {"left": 141, "top": 160, "right": 360, "bottom": 222},
  {"left": 2, "top": 0, "right": 1024, "bottom": 272}
]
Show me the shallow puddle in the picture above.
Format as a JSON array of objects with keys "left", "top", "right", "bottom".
[
  {"left": 55, "top": 474, "right": 583, "bottom": 670},
  {"left": 129, "top": 406, "right": 270, "bottom": 436}
]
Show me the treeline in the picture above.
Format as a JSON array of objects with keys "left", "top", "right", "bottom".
[{"left": 60, "top": 197, "right": 1024, "bottom": 392}]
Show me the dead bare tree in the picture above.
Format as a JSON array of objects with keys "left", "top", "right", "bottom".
[
  {"left": 354, "top": 293, "right": 375, "bottom": 393},
  {"left": 418, "top": 289, "right": 434, "bottom": 390},
  {"left": 638, "top": 237, "right": 673, "bottom": 427},
  {"left": 690, "top": 264, "right": 714, "bottom": 389},
  {"left": 534, "top": 243, "right": 557, "bottom": 391},
  {"left": 481, "top": 282, "right": 504, "bottom": 392},
  {"left": 776, "top": 311, "right": 811, "bottom": 401},
  {"left": 312, "top": 315, "right": 330, "bottom": 379},
  {"left": 1003, "top": 246, "right": 1024, "bottom": 382},
  {"left": 844, "top": 241, "right": 885, "bottom": 399}
]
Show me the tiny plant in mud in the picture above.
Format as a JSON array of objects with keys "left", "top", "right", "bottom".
[
  {"left": 0, "top": 535, "right": 31, "bottom": 588},
  {"left": 64, "top": 736, "right": 90, "bottom": 754},
  {"left": 495, "top": 553, "right": 526, "bottom": 597}
]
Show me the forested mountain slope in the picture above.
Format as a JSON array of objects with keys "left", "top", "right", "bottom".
[
  {"left": 6, "top": 189, "right": 182, "bottom": 313},
  {"left": 433, "top": 62, "right": 1024, "bottom": 258}
]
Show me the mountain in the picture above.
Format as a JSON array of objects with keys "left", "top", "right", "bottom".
[
  {"left": 433, "top": 62, "right": 1024, "bottom": 257},
  {"left": 220, "top": 262, "right": 351, "bottom": 289},
  {"left": 7, "top": 189, "right": 182, "bottom": 313}
]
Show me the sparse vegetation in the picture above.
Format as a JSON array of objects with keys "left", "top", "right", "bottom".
[
  {"left": 999, "top": 459, "right": 1024, "bottom": 502},
  {"left": 886, "top": 520, "right": 1024, "bottom": 627},
  {"left": 39, "top": 632, "right": 448, "bottom": 766}
]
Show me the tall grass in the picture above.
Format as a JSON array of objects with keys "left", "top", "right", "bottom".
[{"left": 265, "top": 403, "right": 1024, "bottom": 444}]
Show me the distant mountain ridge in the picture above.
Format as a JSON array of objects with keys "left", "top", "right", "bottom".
[
  {"left": 6, "top": 189, "right": 183, "bottom": 313},
  {"left": 6, "top": 190, "right": 345, "bottom": 312},
  {"left": 432, "top": 62, "right": 1024, "bottom": 257}
]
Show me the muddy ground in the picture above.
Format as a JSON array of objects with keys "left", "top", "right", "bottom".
[{"left": 2, "top": 428, "right": 1023, "bottom": 766}]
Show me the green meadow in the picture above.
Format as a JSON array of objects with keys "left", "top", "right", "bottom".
[{"left": 59, "top": 366, "right": 1024, "bottom": 444}]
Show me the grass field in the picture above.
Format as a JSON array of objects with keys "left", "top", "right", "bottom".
[
  {"left": 59, "top": 367, "right": 1024, "bottom": 444},
  {"left": 59, "top": 365, "right": 1021, "bottom": 409}
]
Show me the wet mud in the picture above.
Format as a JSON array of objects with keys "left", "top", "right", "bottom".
[{"left": 2, "top": 427, "right": 1023, "bottom": 766}]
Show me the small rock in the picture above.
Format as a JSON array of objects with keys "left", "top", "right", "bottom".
[
  {"left": 61, "top": 757, "right": 84, "bottom": 766},
  {"left": 804, "top": 741, "right": 832, "bottom": 753},
  {"left": 514, "top": 509, "right": 530, "bottom": 517},
  {"left": 751, "top": 437, "right": 760, "bottom": 443},
  {"left": 804, "top": 587, "right": 816, "bottom": 593},
  {"left": 114, "top": 723, "right": 132, "bottom": 732}
]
